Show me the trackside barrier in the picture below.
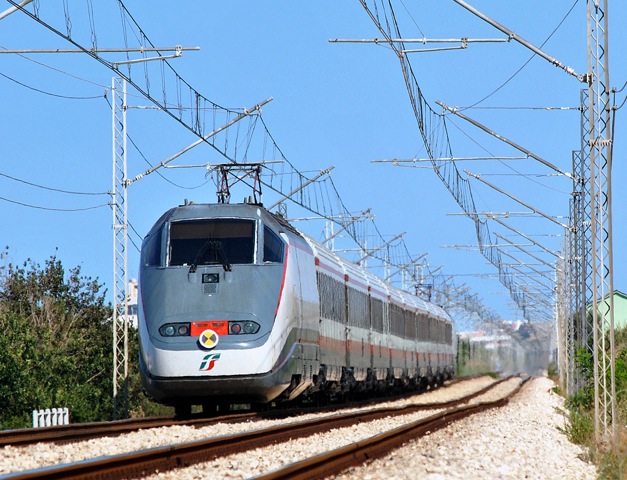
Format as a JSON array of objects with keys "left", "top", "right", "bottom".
[{"left": 32, "top": 408, "right": 70, "bottom": 428}]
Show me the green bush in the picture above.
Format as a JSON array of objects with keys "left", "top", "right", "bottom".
[
  {"left": 563, "top": 325, "right": 627, "bottom": 479},
  {"left": 563, "top": 405, "right": 595, "bottom": 448},
  {"left": 0, "top": 250, "right": 168, "bottom": 429}
]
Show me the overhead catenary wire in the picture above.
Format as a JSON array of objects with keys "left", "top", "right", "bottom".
[
  {"left": 127, "top": 220, "right": 143, "bottom": 253},
  {"left": 0, "top": 171, "right": 109, "bottom": 195},
  {"left": 463, "top": 105, "right": 580, "bottom": 111},
  {"left": 0, "top": 194, "right": 108, "bottom": 211},
  {"left": 613, "top": 83, "right": 627, "bottom": 111},
  {"left": 458, "top": 0, "right": 580, "bottom": 110},
  {"left": 0, "top": 44, "right": 240, "bottom": 113},
  {"left": 127, "top": 132, "right": 211, "bottom": 191},
  {"left": 6, "top": 2, "right": 422, "bottom": 282},
  {"left": 357, "top": 0, "right": 561, "bottom": 322},
  {"left": 0, "top": 70, "right": 102, "bottom": 99},
  {"left": 443, "top": 114, "right": 573, "bottom": 195},
  {"left": 103, "top": 95, "right": 211, "bottom": 191},
  {"left": 0, "top": 169, "right": 111, "bottom": 211},
  {"left": 0, "top": 45, "right": 109, "bottom": 88},
  {"left": 5, "top": 0, "right": 243, "bottom": 164},
  {"left": 3, "top": 0, "right": 498, "bottom": 322}
]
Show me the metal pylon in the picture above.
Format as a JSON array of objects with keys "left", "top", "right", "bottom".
[
  {"left": 111, "top": 77, "right": 129, "bottom": 420},
  {"left": 568, "top": 148, "right": 587, "bottom": 395},
  {"left": 555, "top": 236, "right": 569, "bottom": 392},
  {"left": 586, "top": 0, "right": 616, "bottom": 444}
]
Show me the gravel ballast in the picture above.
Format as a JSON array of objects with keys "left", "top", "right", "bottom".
[
  {"left": 0, "top": 376, "right": 495, "bottom": 475},
  {"left": 0, "top": 376, "right": 597, "bottom": 479},
  {"left": 335, "top": 376, "right": 597, "bottom": 480}
]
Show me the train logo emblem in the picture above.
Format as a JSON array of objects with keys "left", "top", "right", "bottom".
[
  {"left": 199, "top": 329, "right": 219, "bottom": 349},
  {"left": 199, "top": 353, "right": 221, "bottom": 371}
]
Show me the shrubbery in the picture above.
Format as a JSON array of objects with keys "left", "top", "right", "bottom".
[
  {"left": 564, "top": 325, "right": 627, "bottom": 478},
  {"left": 0, "top": 249, "right": 169, "bottom": 429}
]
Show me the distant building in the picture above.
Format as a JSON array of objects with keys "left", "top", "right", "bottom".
[
  {"left": 588, "top": 290, "right": 627, "bottom": 330},
  {"left": 126, "top": 279, "right": 138, "bottom": 328}
]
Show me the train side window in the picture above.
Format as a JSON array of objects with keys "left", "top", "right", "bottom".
[
  {"left": 142, "top": 225, "right": 163, "bottom": 267},
  {"left": 348, "top": 287, "right": 368, "bottom": 328},
  {"left": 318, "top": 272, "right": 346, "bottom": 322},
  {"left": 263, "top": 226, "right": 284, "bottom": 263},
  {"left": 371, "top": 297, "right": 384, "bottom": 332}
]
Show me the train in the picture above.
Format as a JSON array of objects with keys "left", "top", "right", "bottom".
[{"left": 137, "top": 201, "right": 456, "bottom": 414}]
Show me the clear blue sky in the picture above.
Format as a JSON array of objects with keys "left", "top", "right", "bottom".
[{"left": 1, "top": 1, "right": 625, "bottom": 327}]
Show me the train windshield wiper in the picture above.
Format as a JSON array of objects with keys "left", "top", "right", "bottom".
[{"left": 189, "top": 240, "right": 232, "bottom": 273}]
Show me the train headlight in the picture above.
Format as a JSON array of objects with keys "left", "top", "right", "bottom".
[
  {"left": 243, "top": 322, "right": 256, "bottom": 334},
  {"left": 159, "top": 323, "right": 191, "bottom": 337}
]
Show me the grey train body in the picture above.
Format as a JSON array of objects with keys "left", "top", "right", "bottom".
[{"left": 138, "top": 203, "right": 455, "bottom": 410}]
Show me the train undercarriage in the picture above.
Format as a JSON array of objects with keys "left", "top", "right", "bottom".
[{"left": 174, "top": 364, "right": 455, "bottom": 416}]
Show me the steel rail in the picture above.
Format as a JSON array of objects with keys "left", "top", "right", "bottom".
[
  {"left": 2, "top": 376, "right": 519, "bottom": 480},
  {"left": 0, "top": 376, "right": 477, "bottom": 448},
  {"left": 0, "top": 413, "right": 256, "bottom": 447},
  {"left": 254, "top": 376, "right": 532, "bottom": 480}
]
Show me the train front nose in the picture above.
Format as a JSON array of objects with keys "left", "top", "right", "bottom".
[{"left": 138, "top": 207, "right": 289, "bottom": 405}]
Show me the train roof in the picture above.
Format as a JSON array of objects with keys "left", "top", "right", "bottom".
[{"left": 145, "top": 202, "right": 301, "bottom": 237}]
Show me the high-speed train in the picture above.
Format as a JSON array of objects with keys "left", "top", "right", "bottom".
[{"left": 138, "top": 201, "right": 455, "bottom": 414}]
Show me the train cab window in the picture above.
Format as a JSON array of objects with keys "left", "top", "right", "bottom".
[
  {"left": 168, "top": 219, "right": 255, "bottom": 266},
  {"left": 263, "top": 226, "right": 284, "bottom": 263}
]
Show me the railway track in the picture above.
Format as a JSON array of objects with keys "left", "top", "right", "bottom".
[
  {"left": 0, "top": 413, "right": 256, "bottom": 448},
  {"left": 1, "top": 376, "right": 526, "bottom": 480},
  {"left": 0, "top": 376, "right": 477, "bottom": 448},
  {"left": 254, "top": 377, "right": 530, "bottom": 480}
]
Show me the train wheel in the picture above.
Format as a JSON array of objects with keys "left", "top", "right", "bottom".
[
  {"left": 174, "top": 404, "right": 192, "bottom": 418},
  {"left": 314, "top": 391, "right": 331, "bottom": 407},
  {"left": 419, "top": 377, "right": 429, "bottom": 391},
  {"left": 252, "top": 402, "right": 270, "bottom": 413},
  {"left": 202, "top": 403, "right": 218, "bottom": 415}
]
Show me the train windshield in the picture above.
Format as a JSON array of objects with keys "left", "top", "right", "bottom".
[{"left": 168, "top": 219, "right": 255, "bottom": 266}]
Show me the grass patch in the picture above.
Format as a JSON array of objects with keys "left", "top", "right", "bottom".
[{"left": 563, "top": 405, "right": 595, "bottom": 449}]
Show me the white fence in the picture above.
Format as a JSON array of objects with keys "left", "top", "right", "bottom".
[{"left": 32, "top": 408, "right": 69, "bottom": 428}]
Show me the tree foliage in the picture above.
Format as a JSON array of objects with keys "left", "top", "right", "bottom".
[
  {"left": 0, "top": 248, "right": 171, "bottom": 429},
  {"left": 0, "top": 249, "right": 114, "bottom": 428}
]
